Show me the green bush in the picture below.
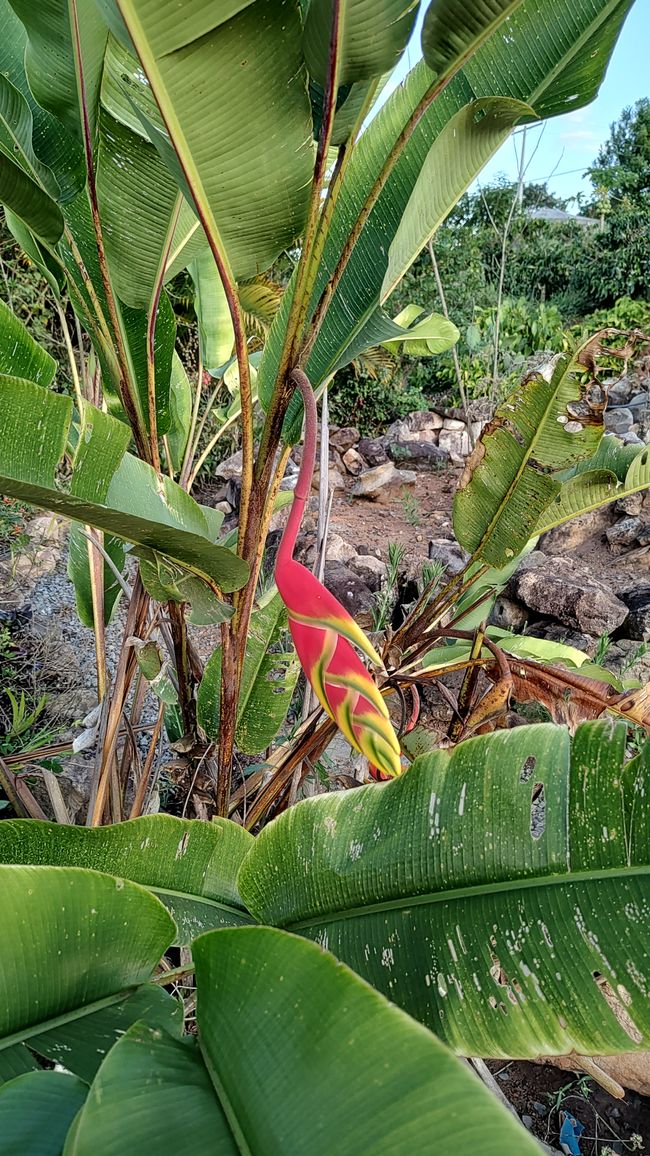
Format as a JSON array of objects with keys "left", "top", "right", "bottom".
[{"left": 329, "top": 365, "right": 429, "bottom": 435}]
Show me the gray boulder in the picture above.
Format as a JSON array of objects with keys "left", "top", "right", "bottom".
[
  {"left": 620, "top": 586, "right": 650, "bottom": 641},
  {"left": 507, "top": 552, "right": 629, "bottom": 637}
]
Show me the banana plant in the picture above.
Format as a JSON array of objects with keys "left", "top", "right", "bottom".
[
  {"left": 0, "top": 0, "right": 642, "bottom": 821},
  {"left": 0, "top": 720, "right": 647, "bottom": 1078},
  {"left": 0, "top": 859, "right": 540, "bottom": 1153}
]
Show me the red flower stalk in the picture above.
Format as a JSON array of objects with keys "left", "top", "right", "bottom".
[{"left": 275, "top": 369, "right": 402, "bottom": 778}]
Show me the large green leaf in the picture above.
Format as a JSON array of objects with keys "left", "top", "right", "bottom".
[
  {"left": 331, "top": 304, "right": 458, "bottom": 373},
  {"left": 0, "top": 1046, "right": 41, "bottom": 1086},
  {"left": 0, "top": 75, "right": 64, "bottom": 242},
  {"left": 138, "top": 549, "right": 235, "bottom": 627},
  {"left": 107, "top": 0, "right": 314, "bottom": 281},
  {"left": 96, "top": 38, "right": 207, "bottom": 308},
  {"left": 67, "top": 522, "right": 126, "bottom": 629},
  {"left": 452, "top": 347, "right": 606, "bottom": 566},
  {"left": 0, "top": 815, "right": 254, "bottom": 946},
  {"left": 0, "top": 1, "right": 85, "bottom": 202},
  {"left": 3, "top": 207, "right": 66, "bottom": 294},
  {"left": 0, "top": 864, "right": 175, "bottom": 1048},
  {"left": 66, "top": 927, "right": 537, "bottom": 1154},
  {"left": 197, "top": 591, "right": 300, "bottom": 754},
  {"left": 239, "top": 722, "right": 650, "bottom": 1059},
  {"left": 0, "top": 297, "right": 56, "bottom": 385},
  {"left": 188, "top": 249, "right": 234, "bottom": 374},
  {"left": 381, "top": 97, "right": 534, "bottom": 300},
  {"left": 0, "top": 74, "right": 61, "bottom": 197},
  {"left": 304, "top": 0, "right": 420, "bottom": 87},
  {"left": 119, "top": 290, "right": 176, "bottom": 436},
  {"left": 0, "top": 1070, "right": 88, "bottom": 1156},
  {"left": 537, "top": 440, "right": 650, "bottom": 533},
  {"left": 28, "top": 985, "right": 182, "bottom": 1082},
  {"left": 166, "top": 352, "right": 192, "bottom": 473},
  {"left": 65, "top": 1025, "right": 230, "bottom": 1155},
  {"left": 0, "top": 377, "right": 248, "bottom": 592},
  {"left": 263, "top": 0, "right": 633, "bottom": 394},
  {"left": 7, "top": 0, "right": 108, "bottom": 145},
  {"left": 420, "top": 0, "right": 524, "bottom": 77}
]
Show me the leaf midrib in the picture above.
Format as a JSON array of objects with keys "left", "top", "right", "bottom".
[
  {"left": 153, "top": 884, "right": 252, "bottom": 922},
  {"left": 283, "top": 863, "right": 647, "bottom": 931}
]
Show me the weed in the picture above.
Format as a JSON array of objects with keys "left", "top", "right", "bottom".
[
  {"left": 594, "top": 632, "right": 612, "bottom": 666},
  {"left": 401, "top": 489, "right": 422, "bottom": 526},
  {"left": 371, "top": 542, "right": 406, "bottom": 631},
  {"left": 619, "top": 641, "right": 648, "bottom": 678}
]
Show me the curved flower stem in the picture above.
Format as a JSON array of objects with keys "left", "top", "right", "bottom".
[{"left": 276, "top": 369, "right": 317, "bottom": 570}]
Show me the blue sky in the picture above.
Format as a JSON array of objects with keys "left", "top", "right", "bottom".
[{"left": 381, "top": 1, "right": 648, "bottom": 206}]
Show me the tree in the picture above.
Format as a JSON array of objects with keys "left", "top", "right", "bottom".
[{"left": 588, "top": 98, "right": 650, "bottom": 208}]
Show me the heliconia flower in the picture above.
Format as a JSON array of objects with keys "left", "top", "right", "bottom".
[{"left": 275, "top": 370, "right": 402, "bottom": 780}]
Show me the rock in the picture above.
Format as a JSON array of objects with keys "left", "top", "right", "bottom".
[
  {"left": 620, "top": 586, "right": 650, "bottom": 640},
  {"left": 490, "top": 596, "right": 530, "bottom": 632},
  {"left": 620, "top": 431, "right": 645, "bottom": 446},
  {"left": 603, "top": 638, "right": 650, "bottom": 681},
  {"left": 358, "top": 437, "right": 388, "bottom": 467},
  {"left": 536, "top": 622, "right": 599, "bottom": 658},
  {"left": 438, "top": 428, "right": 470, "bottom": 463},
  {"left": 324, "top": 562, "right": 375, "bottom": 627},
  {"left": 442, "top": 416, "right": 465, "bottom": 431},
  {"left": 311, "top": 466, "right": 346, "bottom": 492},
  {"left": 428, "top": 537, "right": 469, "bottom": 575},
  {"left": 357, "top": 544, "right": 383, "bottom": 559},
  {"left": 542, "top": 507, "right": 614, "bottom": 554},
  {"left": 214, "top": 500, "right": 232, "bottom": 515},
  {"left": 341, "top": 447, "right": 365, "bottom": 476},
  {"left": 349, "top": 553, "right": 387, "bottom": 592},
  {"left": 607, "top": 376, "right": 634, "bottom": 406},
  {"left": 330, "top": 426, "right": 360, "bottom": 453},
  {"left": 386, "top": 438, "right": 449, "bottom": 470},
  {"left": 606, "top": 516, "right": 644, "bottom": 553},
  {"left": 615, "top": 492, "right": 644, "bottom": 517},
  {"left": 350, "top": 462, "right": 416, "bottom": 500},
  {"left": 405, "top": 410, "right": 444, "bottom": 433},
  {"left": 26, "top": 514, "right": 66, "bottom": 546},
  {"left": 324, "top": 533, "right": 358, "bottom": 565},
  {"left": 604, "top": 407, "right": 634, "bottom": 435},
  {"left": 384, "top": 418, "right": 412, "bottom": 442},
  {"left": 521, "top": 1116, "right": 534, "bottom": 1132},
  {"left": 507, "top": 553, "right": 629, "bottom": 637},
  {"left": 13, "top": 547, "right": 60, "bottom": 582},
  {"left": 215, "top": 449, "right": 242, "bottom": 480}
]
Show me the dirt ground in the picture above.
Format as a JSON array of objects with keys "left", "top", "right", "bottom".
[{"left": 486, "top": 1059, "right": 650, "bottom": 1154}]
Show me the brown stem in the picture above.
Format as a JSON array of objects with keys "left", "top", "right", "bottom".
[
  {"left": 216, "top": 618, "right": 238, "bottom": 817},
  {"left": 243, "top": 712, "right": 336, "bottom": 830},
  {"left": 129, "top": 703, "right": 165, "bottom": 818},
  {"left": 88, "top": 574, "right": 150, "bottom": 825},
  {"left": 69, "top": 0, "right": 150, "bottom": 460},
  {"left": 393, "top": 561, "right": 487, "bottom": 657},
  {"left": 167, "top": 601, "right": 195, "bottom": 741},
  {"left": 448, "top": 627, "right": 486, "bottom": 741}
]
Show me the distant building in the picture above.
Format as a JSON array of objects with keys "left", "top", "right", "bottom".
[{"left": 525, "top": 206, "right": 599, "bottom": 227}]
